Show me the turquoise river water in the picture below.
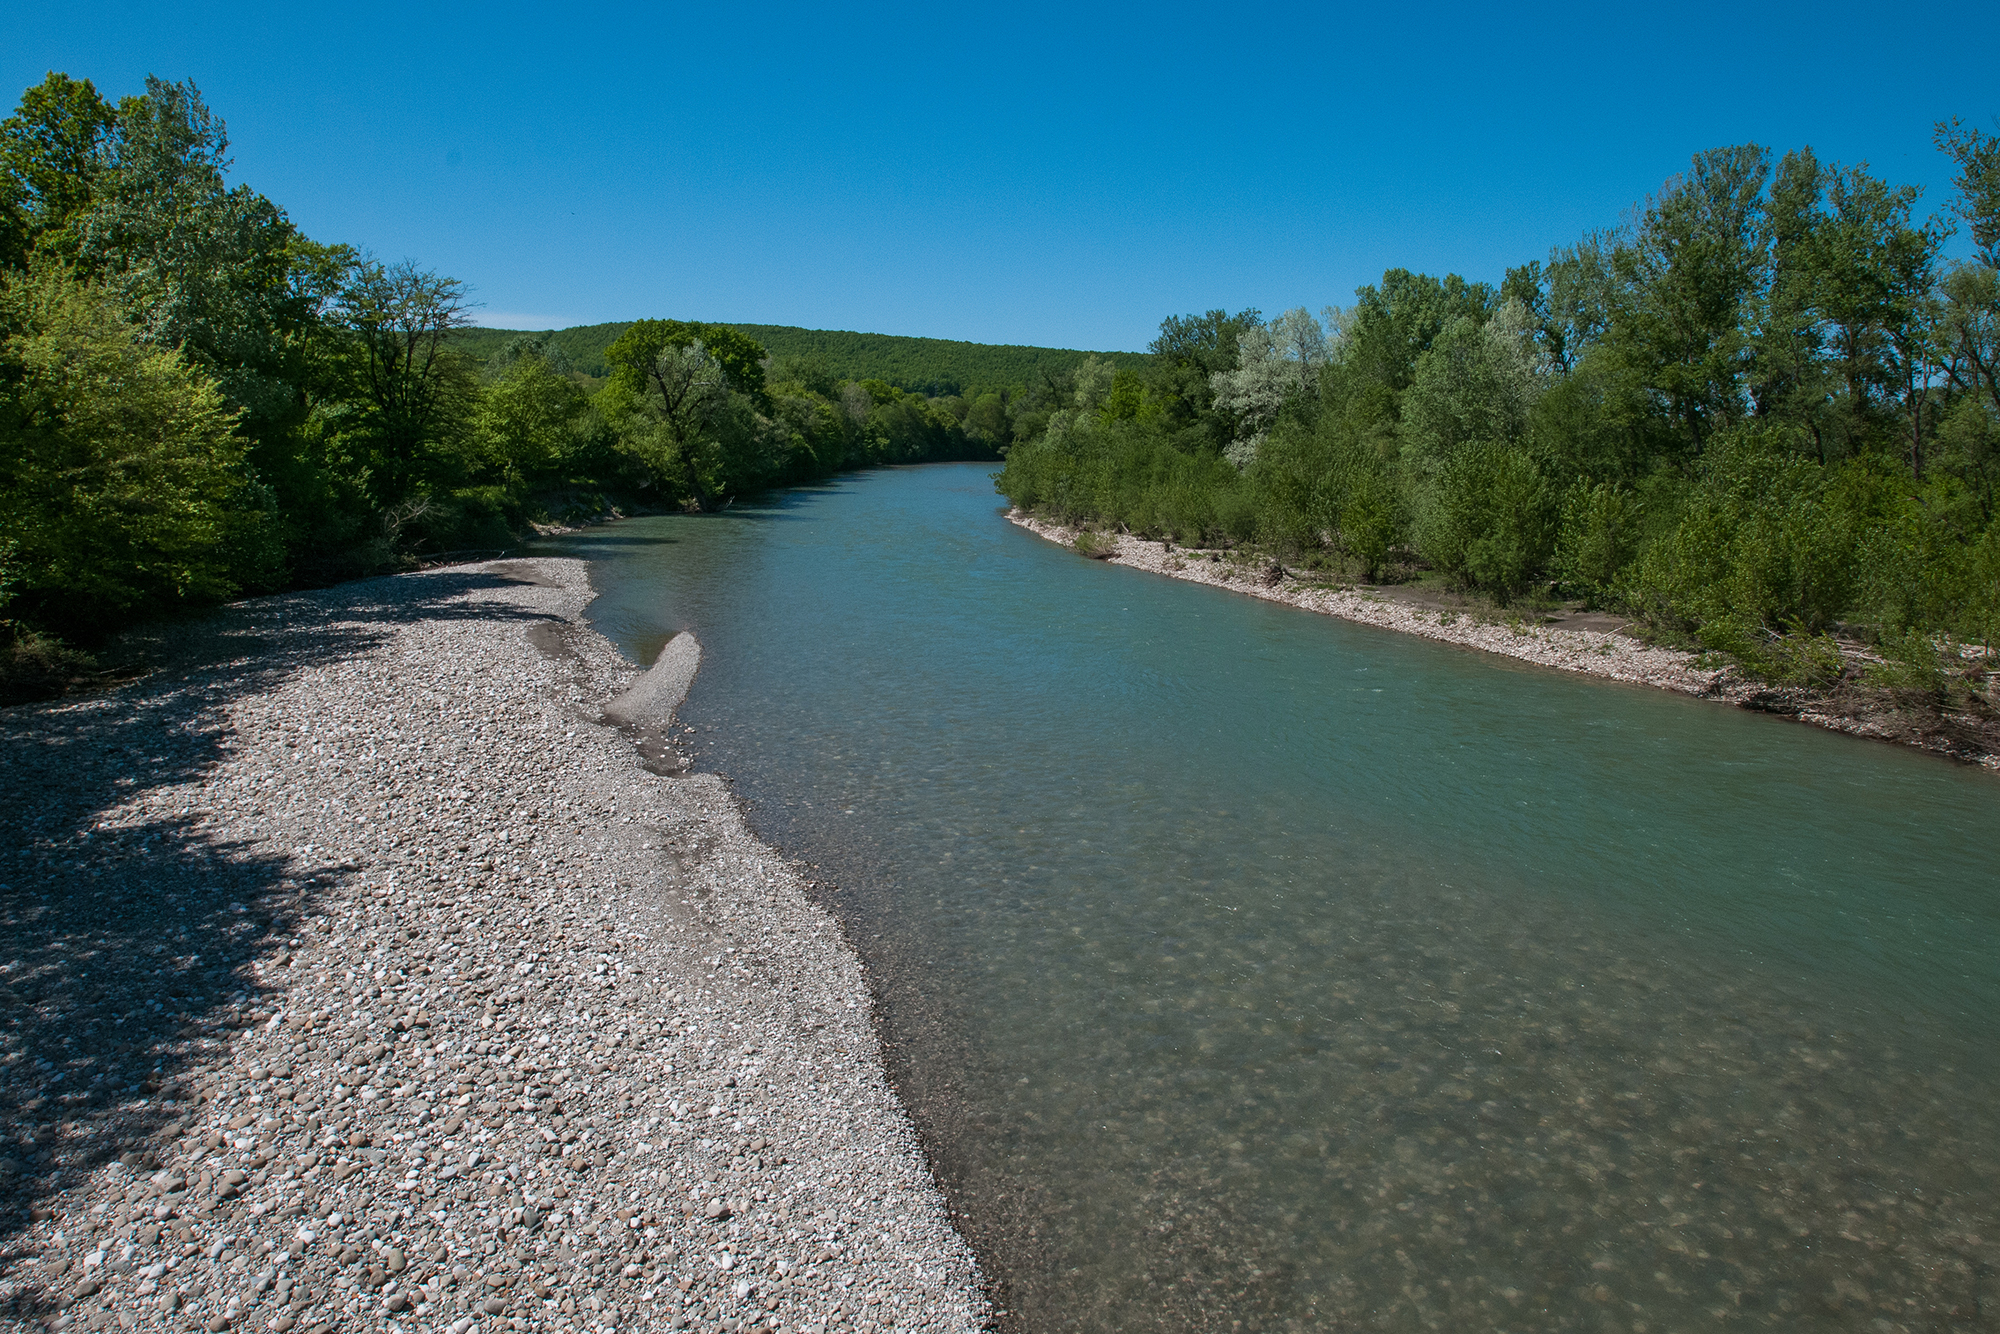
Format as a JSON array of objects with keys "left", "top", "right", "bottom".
[{"left": 544, "top": 463, "right": 2000, "bottom": 1332}]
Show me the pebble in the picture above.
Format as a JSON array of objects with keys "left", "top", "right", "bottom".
[{"left": 0, "top": 558, "right": 988, "bottom": 1332}]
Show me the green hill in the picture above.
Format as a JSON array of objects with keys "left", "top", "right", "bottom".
[{"left": 453, "top": 321, "right": 1146, "bottom": 395}]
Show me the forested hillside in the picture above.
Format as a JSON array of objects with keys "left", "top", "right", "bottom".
[
  {"left": 454, "top": 321, "right": 1141, "bottom": 395},
  {"left": 999, "top": 135, "right": 2000, "bottom": 698},
  {"left": 0, "top": 73, "right": 1088, "bottom": 699}
]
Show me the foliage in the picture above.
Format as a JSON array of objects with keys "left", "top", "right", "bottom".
[
  {"left": 0, "top": 261, "right": 278, "bottom": 639},
  {"left": 1553, "top": 479, "right": 1643, "bottom": 603},
  {"left": 0, "top": 628, "right": 100, "bottom": 705},
  {"left": 1411, "top": 444, "right": 1555, "bottom": 603},
  {"left": 453, "top": 320, "right": 1145, "bottom": 396},
  {"left": 0, "top": 70, "right": 1029, "bottom": 672},
  {"left": 996, "top": 129, "right": 2000, "bottom": 684},
  {"left": 1073, "top": 529, "right": 1116, "bottom": 559}
]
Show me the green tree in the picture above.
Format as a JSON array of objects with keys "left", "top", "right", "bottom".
[
  {"left": 73, "top": 77, "right": 331, "bottom": 429},
  {"left": 604, "top": 318, "right": 768, "bottom": 402},
  {"left": 1936, "top": 118, "right": 2000, "bottom": 269},
  {"left": 1145, "top": 307, "right": 1261, "bottom": 445},
  {"left": 473, "top": 353, "right": 593, "bottom": 484},
  {"left": 1400, "top": 308, "right": 1539, "bottom": 468},
  {"left": 1412, "top": 443, "right": 1555, "bottom": 603},
  {"left": 603, "top": 338, "right": 733, "bottom": 507},
  {"left": 331, "top": 258, "right": 479, "bottom": 505},
  {"left": 1609, "top": 145, "right": 1770, "bottom": 460},
  {"left": 0, "top": 72, "right": 114, "bottom": 266},
  {"left": 0, "top": 262, "right": 276, "bottom": 637},
  {"left": 1344, "top": 269, "right": 1496, "bottom": 403}
]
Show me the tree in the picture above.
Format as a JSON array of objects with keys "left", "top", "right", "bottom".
[
  {"left": 0, "top": 262, "right": 276, "bottom": 636},
  {"left": 333, "top": 258, "right": 479, "bottom": 504},
  {"left": 608, "top": 339, "right": 732, "bottom": 507},
  {"left": 72, "top": 77, "right": 326, "bottom": 428},
  {"left": 473, "top": 353, "right": 592, "bottom": 484},
  {"left": 0, "top": 72, "right": 113, "bottom": 266},
  {"left": 1937, "top": 262, "right": 2000, "bottom": 422},
  {"left": 1610, "top": 144, "right": 1771, "bottom": 460},
  {"left": 1936, "top": 118, "right": 2000, "bottom": 269},
  {"left": 1146, "top": 307, "right": 1261, "bottom": 443},
  {"left": 604, "top": 318, "right": 768, "bottom": 403},
  {"left": 1400, "top": 305, "right": 1539, "bottom": 468},
  {"left": 1344, "top": 269, "right": 1496, "bottom": 401},
  {"left": 1211, "top": 307, "right": 1336, "bottom": 465},
  {"left": 964, "top": 390, "right": 1013, "bottom": 450}
]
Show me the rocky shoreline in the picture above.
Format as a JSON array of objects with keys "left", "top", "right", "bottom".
[
  {"left": 1009, "top": 511, "right": 2000, "bottom": 769},
  {"left": 0, "top": 558, "right": 987, "bottom": 1334}
]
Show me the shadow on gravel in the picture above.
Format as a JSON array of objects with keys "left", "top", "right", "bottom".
[{"left": 0, "top": 568, "right": 558, "bottom": 1297}]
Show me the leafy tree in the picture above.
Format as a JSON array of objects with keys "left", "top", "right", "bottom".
[
  {"left": 1627, "top": 425, "right": 1860, "bottom": 636},
  {"left": 0, "top": 73, "right": 114, "bottom": 266},
  {"left": 72, "top": 77, "right": 330, "bottom": 430},
  {"left": 1936, "top": 118, "right": 2000, "bottom": 269},
  {"left": 1344, "top": 269, "right": 1496, "bottom": 403},
  {"left": 1146, "top": 307, "right": 1261, "bottom": 444},
  {"left": 0, "top": 262, "right": 277, "bottom": 637},
  {"left": 1400, "top": 305, "right": 1538, "bottom": 468},
  {"left": 473, "top": 353, "right": 595, "bottom": 484},
  {"left": 604, "top": 339, "right": 733, "bottom": 507},
  {"left": 1553, "top": 479, "right": 1643, "bottom": 602},
  {"left": 605, "top": 318, "right": 768, "bottom": 403},
  {"left": 964, "top": 390, "right": 1013, "bottom": 450},
  {"left": 330, "top": 258, "right": 479, "bottom": 505},
  {"left": 1211, "top": 307, "right": 1336, "bottom": 465},
  {"left": 485, "top": 333, "right": 572, "bottom": 378},
  {"left": 1609, "top": 144, "right": 1771, "bottom": 459},
  {"left": 1537, "top": 232, "right": 1620, "bottom": 373},
  {"left": 1936, "top": 263, "right": 2000, "bottom": 444},
  {"left": 1412, "top": 444, "right": 1555, "bottom": 602}
]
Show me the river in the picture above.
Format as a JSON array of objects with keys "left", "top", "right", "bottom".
[{"left": 542, "top": 462, "right": 2000, "bottom": 1331}]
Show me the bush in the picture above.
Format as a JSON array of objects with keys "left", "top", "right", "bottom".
[
  {"left": 388, "top": 487, "right": 521, "bottom": 560},
  {"left": 1553, "top": 479, "right": 1642, "bottom": 603},
  {"left": 1413, "top": 443, "right": 1555, "bottom": 603},
  {"left": 1073, "top": 529, "right": 1117, "bottom": 559},
  {"left": 1625, "top": 428, "right": 1859, "bottom": 635},
  {"left": 1698, "top": 617, "right": 1846, "bottom": 688},
  {"left": 0, "top": 629, "right": 99, "bottom": 704}
]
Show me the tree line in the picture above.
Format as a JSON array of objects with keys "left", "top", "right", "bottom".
[
  {"left": 0, "top": 72, "right": 1090, "bottom": 697},
  {"left": 451, "top": 322, "right": 1139, "bottom": 394},
  {"left": 995, "top": 131, "right": 2000, "bottom": 690}
]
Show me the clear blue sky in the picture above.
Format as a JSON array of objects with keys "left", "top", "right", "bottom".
[{"left": 7, "top": 1, "right": 1996, "bottom": 351}]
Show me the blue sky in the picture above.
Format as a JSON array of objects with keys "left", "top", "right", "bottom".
[{"left": 7, "top": 1, "right": 1996, "bottom": 351}]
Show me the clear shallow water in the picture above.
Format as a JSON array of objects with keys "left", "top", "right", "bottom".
[{"left": 543, "top": 464, "right": 2000, "bottom": 1332}]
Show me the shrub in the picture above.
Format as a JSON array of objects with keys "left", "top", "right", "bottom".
[
  {"left": 1413, "top": 443, "right": 1555, "bottom": 603},
  {"left": 1553, "top": 479, "right": 1642, "bottom": 603}
]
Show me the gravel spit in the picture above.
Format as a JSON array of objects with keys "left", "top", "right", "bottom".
[{"left": 0, "top": 558, "right": 988, "bottom": 1334}]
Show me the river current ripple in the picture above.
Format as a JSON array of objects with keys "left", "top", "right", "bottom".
[{"left": 544, "top": 463, "right": 2000, "bottom": 1332}]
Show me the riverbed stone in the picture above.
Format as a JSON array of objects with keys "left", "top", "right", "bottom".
[{"left": 0, "top": 557, "right": 986, "bottom": 1333}]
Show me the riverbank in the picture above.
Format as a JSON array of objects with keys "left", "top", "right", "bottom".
[
  {"left": 0, "top": 558, "right": 986, "bottom": 1333},
  {"left": 1009, "top": 511, "right": 2000, "bottom": 769}
]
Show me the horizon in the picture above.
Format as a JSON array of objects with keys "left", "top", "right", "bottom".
[{"left": 8, "top": 1, "right": 1997, "bottom": 351}]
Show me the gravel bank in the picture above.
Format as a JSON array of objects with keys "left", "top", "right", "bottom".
[
  {"left": 0, "top": 558, "right": 987, "bottom": 1334},
  {"left": 1010, "top": 511, "right": 2000, "bottom": 768}
]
